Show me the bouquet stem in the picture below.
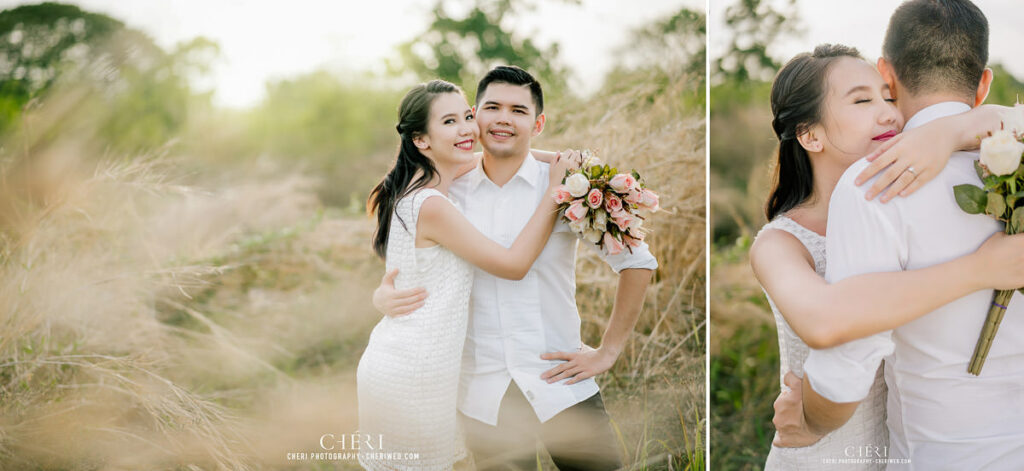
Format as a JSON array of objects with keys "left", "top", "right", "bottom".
[{"left": 968, "top": 288, "right": 1014, "bottom": 375}]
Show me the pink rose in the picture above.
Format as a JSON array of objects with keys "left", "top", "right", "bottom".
[
  {"left": 586, "top": 188, "right": 603, "bottom": 209},
  {"left": 603, "top": 232, "right": 624, "bottom": 255},
  {"left": 564, "top": 198, "right": 588, "bottom": 222},
  {"left": 624, "top": 187, "right": 643, "bottom": 205},
  {"left": 604, "top": 193, "right": 623, "bottom": 213},
  {"left": 612, "top": 211, "right": 635, "bottom": 232},
  {"left": 609, "top": 173, "right": 637, "bottom": 193},
  {"left": 552, "top": 185, "right": 573, "bottom": 204},
  {"left": 638, "top": 189, "right": 659, "bottom": 211}
]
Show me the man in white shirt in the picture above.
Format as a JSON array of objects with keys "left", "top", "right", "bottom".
[
  {"left": 776, "top": 1, "right": 1024, "bottom": 468},
  {"left": 373, "top": 66, "right": 657, "bottom": 470}
]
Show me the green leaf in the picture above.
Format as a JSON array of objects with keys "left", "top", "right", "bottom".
[
  {"left": 987, "top": 192, "right": 1007, "bottom": 218},
  {"left": 631, "top": 170, "right": 641, "bottom": 181},
  {"left": 1006, "top": 191, "right": 1024, "bottom": 208},
  {"left": 1013, "top": 207, "right": 1024, "bottom": 234},
  {"left": 975, "top": 160, "right": 986, "bottom": 180},
  {"left": 953, "top": 184, "right": 987, "bottom": 214}
]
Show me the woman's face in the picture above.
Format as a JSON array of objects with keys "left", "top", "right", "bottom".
[
  {"left": 814, "top": 57, "right": 904, "bottom": 166},
  {"left": 418, "top": 92, "right": 478, "bottom": 166}
]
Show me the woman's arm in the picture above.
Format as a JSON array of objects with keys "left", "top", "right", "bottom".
[
  {"left": 418, "top": 152, "right": 578, "bottom": 280},
  {"left": 857, "top": 104, "right": 1009, "bottom": 201},
  {"left": 751, "top": 229, "right": 1024, "bottom": 349}
]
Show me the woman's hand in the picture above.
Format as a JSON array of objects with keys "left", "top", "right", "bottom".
[
  {"left": 971, "top": 232, "right": 1024, "bottom": 291},
  {"left": 548, "top": 149, "right": 582, "bottom": 188},
  {"left": 855, "top": 129, "right": 954, "bottom": 203},
  {"left": 856, "top": 104, "right": 1007, "bottom": 202}
]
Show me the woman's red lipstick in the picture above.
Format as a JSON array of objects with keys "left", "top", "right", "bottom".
[{"left": 872, "top": 130, "right": 898, "bottom": 141}]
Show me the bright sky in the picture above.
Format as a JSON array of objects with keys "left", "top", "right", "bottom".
[
  {"left": 709, "top": 0, "right": 1024, "bottom": 82},
  {"left": 0, "top": 0, "right": 699, "bottom": 108}
]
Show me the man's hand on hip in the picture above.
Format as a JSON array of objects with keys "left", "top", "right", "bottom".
[
  {"left": 540, "top": 345, "right": 618, "bottom": 385},
  {"left": 372, "top": 269, "right": 428, "bottom": 317}
]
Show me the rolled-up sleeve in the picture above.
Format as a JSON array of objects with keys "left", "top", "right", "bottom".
[{"left": 804, "top": 163, "right": 906, "bottom": 402}]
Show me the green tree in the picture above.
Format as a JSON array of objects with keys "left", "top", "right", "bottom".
[
  {"left": 0, "top": 2, "right": 218, "bottom": 151},
  {"left": 713, "top": 0, "right": 800, "bottom": 84},
  {"left": 396, "top": 0, "right": 573, "bottom": 97}
]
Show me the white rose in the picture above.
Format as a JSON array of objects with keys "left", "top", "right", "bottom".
[
  {"left": 583, "top": 228, "right": 603, "bottom": 244},
  {"left": 564, "top": 173, "right": 590, "bottom": 197},
  {"left": 980, "top": 129, "right": 1024, "bottom": 176},
  {"left": 581, "top": 149, "right": 601, "bottom": 167},
  {"left": 568, "top": 217, "right": 588, "bottom": 234},
  {"left": 1001, "top": 104, "right": 1024, "bottom": 137},
  {"left": 592, "top": 209, "right": 608, "bottom": 230}
]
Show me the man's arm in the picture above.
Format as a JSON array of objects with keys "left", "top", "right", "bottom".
[
  {"left": 782, "top": 161, "right": 903, "bottom": 442},
  {"left": 772, "top": 371, "right": 860, "bottom": 447},
  {"left": 802, "top": 373, "right": 860, "bottom": 435},
  {"left": 540, "top": 267, "right": 653, "bottom": 384}
]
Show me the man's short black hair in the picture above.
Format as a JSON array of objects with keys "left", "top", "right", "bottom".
[
  {"left": 475, "top": 65, "right": 544, "bottom": 116},
  {"left": 883, "top": 0, "right": 988, "bottom": 99}
]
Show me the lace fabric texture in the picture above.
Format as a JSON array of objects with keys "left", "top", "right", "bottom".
[
  {"left": 758, "top": 216, "right": 889, "bottom": 470},
  {"left": 357, "top": 188, "right": 474, "bottom": 470}
]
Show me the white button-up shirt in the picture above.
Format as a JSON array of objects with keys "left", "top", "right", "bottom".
[
  {"left": 448, "top": 153, "right": 658, "bottom": 425},
  {"left": 804, "top": 102, "right": 1024, "bottom": 469}
]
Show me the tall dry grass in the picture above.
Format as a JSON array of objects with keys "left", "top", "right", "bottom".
[{"left": 0, "top": 65, "right": 704, "bottom": 470}]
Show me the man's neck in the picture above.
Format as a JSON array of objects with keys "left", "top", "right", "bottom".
[
  {"left": 899, "top": 93, "right": 972, "bottom": 125},
  {"left": 480, "top": 150, "right": 528, "bottom": 187}
]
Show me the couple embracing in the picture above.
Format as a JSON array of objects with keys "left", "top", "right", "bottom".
[
  {"left": 356, "top": 66, "right": 657, "bottom": 470},
  {"left": 753, "top": 0, "right": 1024, "bottom": 469}
]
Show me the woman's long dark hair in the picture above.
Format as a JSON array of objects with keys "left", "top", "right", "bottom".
[
  {"left": 766, "top": 44, "right": 863, "bottom": 221},
  {"left": 368, "top": 80, "right": 461, "bottom": 259}
]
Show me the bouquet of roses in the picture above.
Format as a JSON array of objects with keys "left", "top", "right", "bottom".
[
  {"left": 953, "top": 105, "right": 1024, "bottom": 375},
  {"left": 551, "top": 150, "right": 660, "bottom": 255}
]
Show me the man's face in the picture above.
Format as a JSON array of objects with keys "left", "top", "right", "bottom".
[{"left": 474, "top": 82, "right": 544, "bottom": 159}]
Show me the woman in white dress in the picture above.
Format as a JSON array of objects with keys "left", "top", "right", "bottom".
[
  {"left": 749, "top": 44, "right": 1024, "bottom": 469},
  {"left": 358, "top": 80, "right": 576, "bottom": 470}
]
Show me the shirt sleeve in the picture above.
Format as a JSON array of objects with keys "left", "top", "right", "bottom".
[{"left": 802, "top": 164, "right": 906, "bottom": 403}]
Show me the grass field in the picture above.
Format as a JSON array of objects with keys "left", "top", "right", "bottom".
[{"left": 0, "top": 66, "right": 705, "bottom": 470}]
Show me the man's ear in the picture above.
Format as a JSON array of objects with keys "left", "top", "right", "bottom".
[
  {"left": 877, "top": 57, "right": 899, "bottom": 99},
  {"left": 532, "top": 113, "right": 545, "bottom": 137},
  {"left": 797, "top": 126, "right": 824, "bottom": 153},
  {"left": 975, "top": 68, "right": 994, "bottom": 106}
]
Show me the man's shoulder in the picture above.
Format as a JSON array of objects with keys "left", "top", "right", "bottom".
[{"left": 831, "top": 158, "right": 875, "bottom": 206}]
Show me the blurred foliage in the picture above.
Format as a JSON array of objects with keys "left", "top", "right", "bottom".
[
  {"left": 713, "top": 0, "right": 800, "bottom": 85},
  {"left": 609, "top": 6, "right": 706, "bottom": 109},
  {"left": 0, "top": 2, "right": 219, "bottom": 150},
  {"left": 396, "top": 0, "right": 576, "bottom": 97},
  {"left": 987, "top": 64, "right": 1024, "bottom": 107}
]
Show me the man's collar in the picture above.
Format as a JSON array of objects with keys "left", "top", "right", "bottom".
[
  {"left": 904, "top": 102, "right": 971, "bottom": 130},
  {"left": 466, "top": 152, "right": 539, "bottom": 190}
]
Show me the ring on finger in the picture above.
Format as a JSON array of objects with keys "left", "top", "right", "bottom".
[{"left": 906, "top": 166, "right": 918, "bottom": 177}]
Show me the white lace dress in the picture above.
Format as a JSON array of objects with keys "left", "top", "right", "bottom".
[
  {"left": 357, "top": 188, "right": 473, "bottom": 470},
  {"left": 758, "top": 216, "right": 888, "bottom": 470}
]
